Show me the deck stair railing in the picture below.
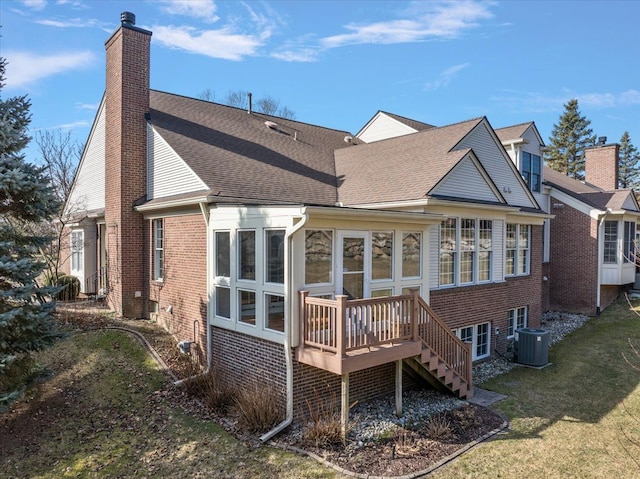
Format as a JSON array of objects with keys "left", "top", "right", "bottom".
[{"left": 299, "top": 289, "right": 472, "bottom": 398}]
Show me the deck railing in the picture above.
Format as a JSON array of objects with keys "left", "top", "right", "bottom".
[
  {"left": 299, "top": 289, "right": 471, "bottom": 384},
  {"left": 84, "top": 266, "right": 107, "bottom": 296}
]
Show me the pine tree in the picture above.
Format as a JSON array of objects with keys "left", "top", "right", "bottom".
[
  {"left": 545, "top": 99, "right": 596, "bottom": 180},
  {"left": 0, "top": 58, "right": 61, "bottom": 403},
  {"left": 618, "top": 131, "right": 640, "bottom": 189}
]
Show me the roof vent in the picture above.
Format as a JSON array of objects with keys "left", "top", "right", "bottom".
[
  {"left": 121, "top": 11, "right": 136, "bottom": 26},
  {"left": 344, "top": 135, "right": 353, "bottom": 144},
  {"left": 265, "top": 121, "right": 279, "bottom": 130},
  {"left": 598, "top": 136, "right": 607, "bottom": 145}
]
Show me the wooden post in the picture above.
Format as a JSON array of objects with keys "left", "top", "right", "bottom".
[
  {"left": 299, "top": 291, "right": 309, "bottom": 349},
  {"left": 465, "top": 340, "right": 473, "bottom": 384},
  {"left": 341, "top": 373, "right": 349, "bottom": 440},
  {"left": 336, "top": 295, "right": 347, "bottom": 357},
  {"left": 411, "top": 288, "right": 420, "bottom": 341},
  {"left": 395, "top": 359, "right": 403, "bottom": 417}
]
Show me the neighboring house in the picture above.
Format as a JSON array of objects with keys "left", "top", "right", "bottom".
[
  {"left": 495, "top": 124, "right": 640, "bottom": 315},
  {"left": 62, "top": 13, "right": 549, "bottom": 432}
]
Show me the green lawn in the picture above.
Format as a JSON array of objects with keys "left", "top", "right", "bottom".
[
  {"left": 1, "top": 298, "right": 639, "bottom": 478},
  {"left": 432, "top": 298, "right": 640, "bottom": 478}
]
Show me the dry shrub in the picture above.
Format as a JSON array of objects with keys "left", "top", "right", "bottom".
[
  {"left": 452, "top": 405, "right": 481, "bottom": 430},
  {"left": 233, "top": 379, "right": 283, "bottom": 433},
  {"left": 390, "top": 427, "right": 423, "bottom": 458},
  {"left": 302, "top": 389, "right": 346, "bottom": 447},
  {"left": 425, "top": 415, "right": 453, "bottom": 440},
  {"left": 183, "top": 369, "right": 234, "bottom": 414}
]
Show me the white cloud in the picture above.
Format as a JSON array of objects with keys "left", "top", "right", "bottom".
[
  {"left": 424, "top": 63, "right": 470, "bottom": 91},
  {"left": 4, "top": 50, "right": 96, "bottom": 89},
  {"left": 320, "top": 0, "right": 494, "bottom": 48},
  {"left": 35, "top": 17, "right": 103, "bottom": 28},
  {"left": 157, "top": 0, "right": 219, "bottom": 23},
  {"left": 21, "top": 0, "right": 47, "bottom": 10},
  {"left": 153, "top": 25, "right": 263, "bottom": 60},
  {"left": 75, "top": 102, "right": 99, "bottom": 111},
  {"left": 271, "top": 48, "right": 319, "bottom": 63}
]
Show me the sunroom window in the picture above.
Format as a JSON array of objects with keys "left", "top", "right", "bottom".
[
  {"left": 305, "top": 230, "right": 333, "bottom": 285},
  {"left": 506, "top": 224, "right": 530, "bottom": 276},
  {"left": 439, "top": 218, "right": 492, "bottom": 286},
  {"left": 603, "top": 221, "right": 618, "bottom": 264}
]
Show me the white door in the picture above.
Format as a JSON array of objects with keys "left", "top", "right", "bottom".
[
  {"left": 337, "top": 231, "right": 370, "bottom": 299},
  {"left": 70, "top": 229, "right": 84, "bottom": 289}
]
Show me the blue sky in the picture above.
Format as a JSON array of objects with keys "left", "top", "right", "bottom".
[{"left": 2, "top": 0, "right": 639, "bottom": 165}]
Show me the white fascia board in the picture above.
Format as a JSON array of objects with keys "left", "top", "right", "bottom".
[{"left": 302, "top": 205, "right": 443, "bottom": 225}]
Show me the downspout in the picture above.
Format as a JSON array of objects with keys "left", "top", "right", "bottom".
[
  {"left": 596, "top": 209, "right": 610, "bottom": 316},
  {"left": 173, "top": 200, "right": 212, "bottom": 386},
  {"left": 260, "top": 209, "right": 308, "bottom": 442}
]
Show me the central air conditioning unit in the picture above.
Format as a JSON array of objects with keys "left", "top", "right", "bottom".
[{"left": 514, "top": 328, "right": 550, "bottom": 367}]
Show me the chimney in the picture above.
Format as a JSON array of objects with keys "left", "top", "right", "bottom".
[
  {"left": 584, "top": 142, "right": 619, "bottom": 191},
  {"left": 104, "top": 12, "right": 152, "bottom": 317}
]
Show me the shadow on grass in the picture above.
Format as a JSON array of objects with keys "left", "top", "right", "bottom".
[{"left": 482, "top": 297, "right": 640, "bottom": 441}]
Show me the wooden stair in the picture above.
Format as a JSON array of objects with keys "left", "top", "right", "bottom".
[{"left": 404, "top": 345, "right": 472, "bottom": 399}]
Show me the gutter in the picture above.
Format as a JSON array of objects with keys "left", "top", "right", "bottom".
[{"left": 260, "top": 209, "right": 309, "bottom": 442}]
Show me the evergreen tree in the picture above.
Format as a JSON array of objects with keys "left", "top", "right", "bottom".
[
  {"left": 618, "top": 131, "right": 640, "bottom": 189},
  {"left": 0, "top": 58, "right": 61, "bottom": 403},
  {"left": 545, "top": 99, "right": 596, "bottom": 180}
]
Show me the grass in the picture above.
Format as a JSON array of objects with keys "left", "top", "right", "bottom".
[
  {"left": 0, "top": 330, "right": 337, "bottom": 479},
  {"left": 431, "top": 297, "right": 640, "bottom": 478},
  {"left": 2, "top": 297, "right": 640, "bottom": 478}
]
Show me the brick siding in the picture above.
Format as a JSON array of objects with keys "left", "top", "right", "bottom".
[{"left": 585, "top": 144, "right": 619, "bottom": 191}]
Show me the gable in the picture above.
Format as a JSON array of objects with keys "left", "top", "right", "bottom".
[
  {"left": 356, "top": 111, "right": 419, "bottom": 143},
  {"left": 430, "top": 153, "right": 502, "bottom": 203},
  {"left": 455, "top": 121, "right": 538, "bottom": 209},
  {"left": 622, "top": 192, "right": 639, "bottom": 211},
  {"left": 147, "top": 124, "right": 208, "bottom": 200},
  {"left": 64, "top": 99, "right": 105, "bottom": 216}
]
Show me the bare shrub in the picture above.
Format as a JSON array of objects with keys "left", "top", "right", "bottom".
[
  {"left": 233, "top": 379, "right": 283, "bottom": 433},
  {"left": 424, "top": 415, "right": 453, "bottom": 440},
  {"left": 302, "top": 389, "right": 346, "bottom": 447},
  {"left": 182, "top": 366, "right": 234, "bottom": 414}
]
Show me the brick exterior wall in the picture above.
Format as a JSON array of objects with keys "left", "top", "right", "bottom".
[
  {"left": 104, "top": 23, "right": 151, "bottom": 318},
  {"left": 430, "top": 225, "right": 543, "bottom": 356},
  {"left": 585, "top": 144, "right": 619, "bottom": 191},
  {"left": 548, "top": 197, "right": 599, "bottom": 314},
  {"left": 149, "top": 214, "right": 208, "bottom": 363}
]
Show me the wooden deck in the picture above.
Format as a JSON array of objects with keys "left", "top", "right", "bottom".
[{"left": 296, "top": 290, "right": 473, "bottom": 398}]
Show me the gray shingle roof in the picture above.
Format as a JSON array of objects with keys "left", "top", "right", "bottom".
[
  {"left": 381, "top": 111, "right": 437, "bottom": 132},
  {"left": 148, "top": 90, "right": 353, "bottom": 206},
  {"left": 495, "top": 122, "right": 533, "bottom": 142},
  {"left": 336, "top": 118, "right": 483, "bottom": 205}
]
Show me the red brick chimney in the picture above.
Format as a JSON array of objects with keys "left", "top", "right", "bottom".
[
  {"left": 104, "top": 12, "right": 151, "bottom": 317},
  {"left": 584, "top": 140, "right": 619, "bottom": 191}
]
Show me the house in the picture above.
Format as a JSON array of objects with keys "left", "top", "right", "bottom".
[
  {"left": 63, "top": 12, "right": 549, "bottom": 433},
  {"left": 496, "top": 124, "right": 640, "bottom": 315}
]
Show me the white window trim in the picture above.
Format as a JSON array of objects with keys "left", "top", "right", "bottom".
[
  {"left": 507, "top": 306, "right": 528, "bottom": 338},
  {"left": 455, "top": 322, "right": 491, "bottom": 361},
  {"left": 505, "top": 224, "right": 530, "bottom": 277},
  {"left": 153, "top": 219, "right": 164, "bottom": 281}
]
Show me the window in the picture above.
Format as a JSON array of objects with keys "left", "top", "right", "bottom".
[
  {"left": 238, "top": 290, "right": 256, "bottom": 325},
  {"left": 624, "top": 221, "right": 636, "bottom": 263},
  {"left": 305, "top": 230, "right": 332, "bottom": 284},
  {"left": 238, "top": 230, "right": 255, "bottom": 280},
  {"left": 372, "top": 232, "right": 393, "bottom": 280},
  {"left": 402, "top": 232, "right": 421, "bottom": 278},
  {"left": 70, "top": 230, "right": 83, "bottom": 272},
  {"left": 265, "top": 294, "right": 285, "bottom": 332},
  {"left": 604, "top": 221, "right": 618, "bottom": 264},
  {"left": 215, "top": 286, "right": 230, "bottom": 319},
  {"left": 456, "top": 323, "right": 490, "bottom": 360},
  {"left": 521, "top": 151, "right": 541, "bottom": 192},
  {"left": 506, "top": 224, "right": 530, "bottom": 276},
  {"left": 507, "top": 306, "right": 527, "bottom": 337},
  {"left": 215, "top": 231, "right": 230, "bottom": 277},
  {"left": 439, "top": 218, "right": 492, "bottom": 286},
  {"left": 265, "top": 230, "right": 285, "bottom": 283},
  {"left": 153, "top": 219, "right": 163, "bottom": 280}
]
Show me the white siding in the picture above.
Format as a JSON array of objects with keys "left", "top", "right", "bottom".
[
  {"left": 456, "top": 122, "right": 536, "bottom": 209},
  {"left": 521, "top": 127, "right": 547, "bottom": 209},
  {"left": 622, "top": 194, "right": 638, "bottom": 211},
  {"left": 357, "top": 112, "right": 418, "bottom": 143},
  {"left": 65, "top": 102, "right": 105, "bottom": 215},
  {"left": 428, "top": 223, "right": 440, "bottom": 289},
  {"left": 147, "top": 125, "right": 208, "bottom": 199},
  {"left": 431, "top": 156, "right": 501, "bottom": 203}
]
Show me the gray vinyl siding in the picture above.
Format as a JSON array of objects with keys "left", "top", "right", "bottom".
[
  {"left": 622, "top": 194, "right": 638, "bottom": 211},
  {"left": 431, "top": 156, "right": 501, "bottom": 202},
  {"left": 455, "top": 122, "right": 536, "bottom": 209},
  {"left": 521, "top": 127, "right": 547, "bottom": 208},
  {"left": 65, "top": 101, "right": 105, "bottom": 215},
  {"left": 147, "top": 125, "right": 208, "bottom": 200},
  {"left": 357, "top": 113, "right": 418, "bottom": 143}
]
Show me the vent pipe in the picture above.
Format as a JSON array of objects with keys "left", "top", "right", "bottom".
[{"left": 248, "top": 92, "right": 252, "bottom": 114}]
